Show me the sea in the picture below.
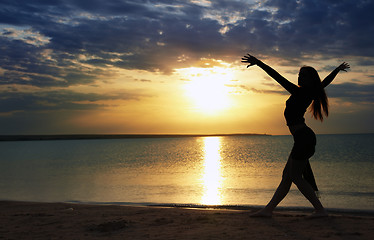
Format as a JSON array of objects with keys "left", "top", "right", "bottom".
[{"left": 0, "top": 134, "right": 373, "bottom": 212}]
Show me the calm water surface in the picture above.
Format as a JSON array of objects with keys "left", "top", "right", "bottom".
[{"left": 0, "top": 134, "right": 373, "bottom": 211}]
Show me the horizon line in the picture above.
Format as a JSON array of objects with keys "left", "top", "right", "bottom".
[
  {"left": 0, "top": 132, "right": 372, "bottom": 141},
  {"left": 0, "top": 133, "right": 271, "bottom": 141}
]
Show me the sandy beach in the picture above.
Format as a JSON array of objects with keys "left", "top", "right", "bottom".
[{"left": 0, "top": 201, "right": 373, "bottom": 239}]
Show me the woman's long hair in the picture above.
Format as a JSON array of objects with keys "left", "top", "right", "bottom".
[{"left": 300, "top": 66, "right": 329, "bottom": 121}]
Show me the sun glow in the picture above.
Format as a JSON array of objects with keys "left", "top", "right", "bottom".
[{"left": 181, "top": 65, "right": 233, "bottom": 114}]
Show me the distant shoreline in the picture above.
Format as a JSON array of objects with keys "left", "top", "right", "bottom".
[{"left": 0, "top": 133, "right": 270, "bottom": 141}]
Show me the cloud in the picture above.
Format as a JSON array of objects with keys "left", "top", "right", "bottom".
[
  {"left": 0, "top": 89, "right": 144, "bottom": 113},
  {"left": 228, "top": 81, "right": 374, "bottom": 105},
  {"left": 225, "top": 83, "right": 287, "bottom": 95},
  {"left": 1, "top": 0, "right": 373, "bottom": 89},
  {"left": 0, "top": 0, "right": 373, "bottom": 135},
  {"left": 228, "top": 0, "right": 374, "bottom": 59},
  {"left": 327, "top": 82, "right": 374, "bottom": 104}
]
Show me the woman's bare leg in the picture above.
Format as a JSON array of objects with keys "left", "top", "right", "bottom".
[
  {"left": 251, "top": 157, "right": 292, "bottom": 217},
  {"left": 251, "top": 156, "right": 327, "bottom": 217},
  {"left": 290, "top": 159, "right": 327, "bottom": 217}
]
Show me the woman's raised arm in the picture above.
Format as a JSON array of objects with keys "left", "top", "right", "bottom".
[
  {"left": 321, "top": 62, "right": 350, "bottom": 88},
  {"left": 241, "top": 54, "right": 298, "bottom": 94}
]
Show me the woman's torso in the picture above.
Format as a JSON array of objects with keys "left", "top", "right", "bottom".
[{"left": 284, "top": 88, "right": 313, "bottom": 133}]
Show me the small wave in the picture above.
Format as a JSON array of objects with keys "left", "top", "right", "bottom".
[{"left": 63, "top": 201, "right": 374, "bottom": 215}]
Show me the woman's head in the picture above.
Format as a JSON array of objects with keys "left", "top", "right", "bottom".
[
  {"left": 298, "top": 66, "right": 329, "bottom": 121},
  {"left": 298, "top": 66, "right": 321, "bottom": 89}
]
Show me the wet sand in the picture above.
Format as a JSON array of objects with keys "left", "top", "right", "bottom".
[{"left": 0, "top": 201, "right": 373, "bottom": 239}]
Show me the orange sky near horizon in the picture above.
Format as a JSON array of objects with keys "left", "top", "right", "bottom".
[{"left": 57, "top": 57, "right": 360, "bottom": 136}]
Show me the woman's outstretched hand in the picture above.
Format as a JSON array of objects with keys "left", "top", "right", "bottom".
[
  {"left": 241, "top": 54, "right": 260, "bottom": 68},
  {"left": 337, "top": 62, "right": 350, "bottom": 72}
]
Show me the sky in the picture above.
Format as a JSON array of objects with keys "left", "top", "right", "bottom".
[{"left": 0, "top": 0, "right": 373, "bottom": 135}]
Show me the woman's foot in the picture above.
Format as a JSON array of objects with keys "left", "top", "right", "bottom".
[{"left": 250, "top": 209, "right": 273, "bottom": 218}]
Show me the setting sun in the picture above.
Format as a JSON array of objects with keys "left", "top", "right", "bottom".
[{"left": 180, "top": 65, "right": 233, "bottom": 115}]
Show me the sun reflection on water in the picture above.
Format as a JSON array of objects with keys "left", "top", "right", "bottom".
[{"left": 201, "top": 137, "right": 223, "bottom": 205}]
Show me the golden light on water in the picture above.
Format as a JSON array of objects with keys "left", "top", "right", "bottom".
[{"left": 201, "top": 137, "right": 223, "bottom": 205}]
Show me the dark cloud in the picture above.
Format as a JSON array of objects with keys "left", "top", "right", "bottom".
[
  {"left": 0, "top": 35, "right": 103, "bottom": 87},
  {"left": 0, "top": 111, "right": 77, "bottom": 135},
  {"left": 0, "top": 90, "right": 142, "bottom": 113},
  {"left": 228, "top": 0, "right": 374, "bottom": 60},
  {"left": 231, "top": 81, "right": 374, "bottom": 105},
  {"left": 326, "top": 82, "right": 374, "bottom": 104},
  {"left": 1, "top": 0, "right": 372, "bottom": 88}
]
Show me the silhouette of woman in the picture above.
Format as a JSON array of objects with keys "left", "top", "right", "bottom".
[{"left": 241, "top": 54, "right": 349, "bottom": 218}]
